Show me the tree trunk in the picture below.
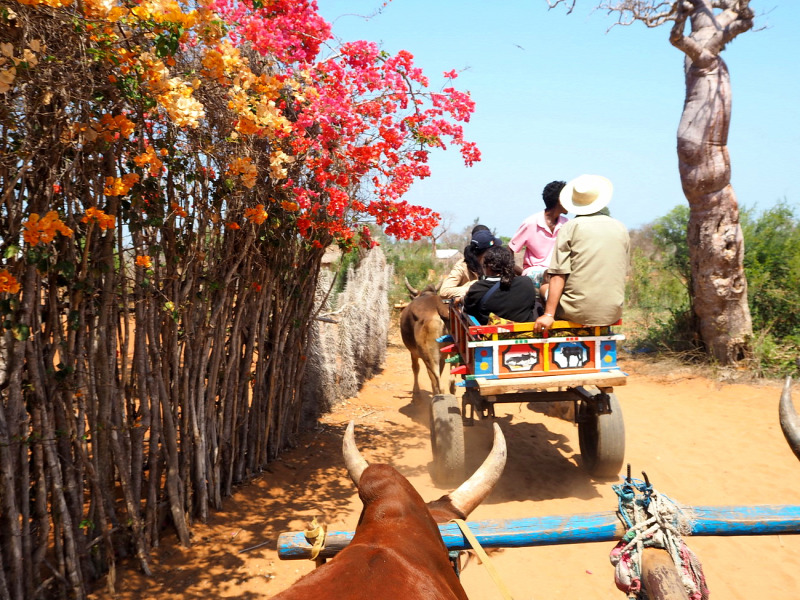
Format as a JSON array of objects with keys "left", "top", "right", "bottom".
[{"left": 672, "top": 2, "right": 753, "bottom": 364}]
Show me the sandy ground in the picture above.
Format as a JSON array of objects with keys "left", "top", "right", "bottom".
[{"left": 91, "top": 330, "right": 800, "bottom": 600}]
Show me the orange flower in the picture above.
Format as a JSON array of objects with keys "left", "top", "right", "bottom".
[
  {"left": 135, "top": 255, "right": 152, "bottom": 268},
  {"left": 226, "top": 222, "right": 240, "bottom": 230},
  {"left": 82, "top": 207, "right": 116, "bottom": 230},
  {"left": 98, "top": 113, "right": 136, "bottom": 142},
  {"left": 281, "top": 200, "right": 299, "bottom": 212},
  {"left": 227, "top": 157, "right": 257, "bottom": 188},
  {"left": 133, "top": 148, "right": 163, "bottom": 177},
  {"left": 0, "top": 269, "right": 20, "bottom": 294},
  {"left": 22, "top": 211, "right": 74, "bottom": 245},
  {"left": 170, "top": 202, "right": 188, "bottom": 218},
  {"left": 243, "top": 204, "right": 268, "bottom": 225}
]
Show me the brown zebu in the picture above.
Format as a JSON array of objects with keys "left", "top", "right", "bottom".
[
  {"left": 272, "top": 422, "right": 506, "bottom": 600},
  {"left": 399, "top": 283, "right": 455, "bottom": 402}
]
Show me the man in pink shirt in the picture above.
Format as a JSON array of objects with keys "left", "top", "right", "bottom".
[{"left": 508, "top": 180, "right": 569, "bottom": 299}]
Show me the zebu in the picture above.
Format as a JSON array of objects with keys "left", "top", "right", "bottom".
[
  {"left": 399, "top": 280, "right": 455, "bottom": 402},
  {"left": 272, "top": 422, "right": 506, "bottom": 599}
]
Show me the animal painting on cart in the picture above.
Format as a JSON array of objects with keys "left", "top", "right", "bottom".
[
  {"left": 271, "top": 422, "right": 507, "bottom": 600},
  {"left": 400, "top": 281, "right": 455, "bottom": 402}
]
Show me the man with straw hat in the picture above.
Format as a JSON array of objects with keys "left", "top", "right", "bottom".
[{"left": 533, "top": 174, "right": 630, "bottom": 332}]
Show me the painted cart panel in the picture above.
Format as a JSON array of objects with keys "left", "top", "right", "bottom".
[{"left": 448, "top": 304, "right": 625, "bottom": 382}]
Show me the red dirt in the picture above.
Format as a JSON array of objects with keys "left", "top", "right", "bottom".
[{"left": 91, "top": 332, "right": 800, "bottom": 600}]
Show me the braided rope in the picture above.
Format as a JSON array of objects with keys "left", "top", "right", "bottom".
[{"left": 610, "top": 476, "right": 709, "bottom": 600}]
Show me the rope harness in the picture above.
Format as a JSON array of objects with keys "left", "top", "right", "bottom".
[
  {"left": 300, "top": 515, "right": 514, "bottom": 598},
  {"left": 303, "top": 517, "right": 327, "bottom": 562},
  {"left": 452, "top": 518, "right": 516, "bottom": 600},
  {"left": 610, "top": 471, "right": 709, "bottom": 600}
]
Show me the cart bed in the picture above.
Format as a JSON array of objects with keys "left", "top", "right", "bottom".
[{"left": 447, "top": 304, "right": 626, "bottom": 390}]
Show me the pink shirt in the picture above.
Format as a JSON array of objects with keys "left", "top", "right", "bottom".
[{"left": 508, "top": 210, "right": 568, "bottom": 275}]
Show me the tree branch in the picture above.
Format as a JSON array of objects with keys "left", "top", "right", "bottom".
[
  {"left": 708, "top": 2, "right": 753, "bottom": 52},
  {"left": 597, "top": 1, "right": 678, "bottom": 27},
  {"left": 546, "top": 0, "right": 578, "bottom": 14},
  {"left": 668, "top": 2, "right": 705, "bottom": 62}
]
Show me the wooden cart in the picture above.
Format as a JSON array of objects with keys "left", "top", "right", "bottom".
[{"left": 431, "top": 303, "right": 628, "bottom": 483}]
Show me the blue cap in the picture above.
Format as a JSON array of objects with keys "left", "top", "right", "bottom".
[{"left": 471, "top": 229, "right": 502, "bottom": 251}]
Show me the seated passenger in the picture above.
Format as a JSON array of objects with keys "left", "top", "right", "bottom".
[
  {"left": 508, "top": 180, "right": 568, "bottom": 302},
  {"left": 439, "top": 225, "right": 502, "bottom": 301},
  {"left": 464, "top": 245, "right": 541, "bottom": 325},
  {"left": 534, "top": 174, "right": 630, "bottom": 332}
]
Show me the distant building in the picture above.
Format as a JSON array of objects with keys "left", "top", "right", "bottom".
[{"left": 435, "top": 249, "right": 460, "bottom": 260}]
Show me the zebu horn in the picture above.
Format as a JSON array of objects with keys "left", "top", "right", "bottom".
[
  {"left": 404, "top": 277, "right": 419, "bottom": 298},
  {"left": 448, "top": 423, "right": 507, "bottom": 517},
  {"left": 343, "top": 421, "right": 369, "bottom": 486},
  {"left": 779, "top": 376, "right": 800, "bottom": 461}
]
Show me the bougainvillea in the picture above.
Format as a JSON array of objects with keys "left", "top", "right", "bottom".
[
  {"left": 0, "top": 1, "right": 479, "bottom": 595},
  {"left": 1, "top": 0, "right": 478, "bottom": 267}
]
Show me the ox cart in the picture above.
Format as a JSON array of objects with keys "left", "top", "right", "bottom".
[{"left": 431, "top": 303, "right": 628, "bottom": 482}]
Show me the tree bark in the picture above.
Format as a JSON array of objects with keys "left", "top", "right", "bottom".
[{"left": 671, "top": 0, "right": 753, "bottom": 364}]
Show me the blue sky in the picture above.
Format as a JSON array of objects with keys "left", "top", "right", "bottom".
[{"left": 316, "top": 0, "right": 800, "bottom": 238}]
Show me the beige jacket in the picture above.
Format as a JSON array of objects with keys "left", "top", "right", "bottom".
[{"left": 439, "top": 259, "right": 479, "bottom": 300}]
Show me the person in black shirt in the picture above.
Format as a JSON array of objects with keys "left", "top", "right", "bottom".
[{"left": 464, "top": 245, "right": 541, "bottom": 325}]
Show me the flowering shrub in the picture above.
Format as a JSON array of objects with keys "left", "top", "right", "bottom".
[{"left": 0, "top": 0, "right": 479, "bottom": 596}]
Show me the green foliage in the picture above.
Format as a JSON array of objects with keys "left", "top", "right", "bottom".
[
  {"left": 738, "top": 201, "right": 800, "bottom": 376},
  {"left": 380, "top": 234, "right": 455, "bottom": 304},
  {"left": 332, "top": 247, "right": 361, "bottom": 295},
  {"left": 651, "top": 205, "right": 691, "bottom": 285},
  {"left": 625, "top": 207, "right": 694, "bottom": 355},
  {"left": 626, "top": 201, "right": 800, "bottom": 376},
  {"left": 626, "top": 245, "right": 687, "bottom": 317},
  {"left": 741, "top": 201, "right": 800, "bottom": 339},
  {"left": 750, "top": 331, "right": 800, "bottom": 378}
]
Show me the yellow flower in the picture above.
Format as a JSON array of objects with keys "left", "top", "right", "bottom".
[{"left": 270, "top": 149, "right": 292, "bottom": 180}]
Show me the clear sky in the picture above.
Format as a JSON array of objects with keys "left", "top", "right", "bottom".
[{"left": 316, "top": 0, "right": 800, "bottom": 239}]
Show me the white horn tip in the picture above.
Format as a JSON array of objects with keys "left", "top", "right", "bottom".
[{"left": 343, "top": 420, "right": 368, "bottom": 486}]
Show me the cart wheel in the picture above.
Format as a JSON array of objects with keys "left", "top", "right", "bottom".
[
  {"left": 430, "top": 394, "right": 466, "bottom": 485},
  {"left": 578, "top": 392, "right": 625, "bottom": 478}
]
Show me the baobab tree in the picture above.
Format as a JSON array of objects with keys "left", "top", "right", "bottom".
[{"left": 550, "top": 0, "right": 755, "bottom": 364}]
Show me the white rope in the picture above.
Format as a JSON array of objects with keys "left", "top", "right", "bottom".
[{"left": 611, "top": 479, "right": 708, "bottom": 600}]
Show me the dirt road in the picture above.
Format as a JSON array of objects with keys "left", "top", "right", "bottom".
[{"left": 92, "top": 332, "right": 800, "bottom": 600}]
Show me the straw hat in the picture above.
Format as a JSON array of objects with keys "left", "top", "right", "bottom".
[{"left": 559, "top": 174, "right": 613, "bottom": 215}]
